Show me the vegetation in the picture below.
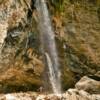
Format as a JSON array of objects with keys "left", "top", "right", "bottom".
[{"left": 50, "top": 0, "right": 65, "bottom": 13}]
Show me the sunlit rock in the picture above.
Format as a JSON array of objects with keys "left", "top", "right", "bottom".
[
  {"left": 75, "top": 76, "right": 100, "bottom": 94},
  {"left": 0, "top": 23, "right": 7, "bottom": 51}
]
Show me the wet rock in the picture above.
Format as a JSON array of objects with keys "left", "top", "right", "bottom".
[
  {"left": 0, "top": 0, "right": 44, "bottom": 93},
  {"left": 0, "top": 0, "right": 100, "bottom": 93}
]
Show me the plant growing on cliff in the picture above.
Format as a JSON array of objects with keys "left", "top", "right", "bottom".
[{"left": 50, "top": 0, "right": 65, "bottom": 13}]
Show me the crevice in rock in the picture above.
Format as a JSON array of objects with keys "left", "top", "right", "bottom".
[
  {"left": 27, "top": 0, "right": 35, "bottom": 19},
  {"left": 87, "top": 75, "right": 100, "bottom": 81}
]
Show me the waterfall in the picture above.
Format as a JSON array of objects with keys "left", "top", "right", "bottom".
[{"left": 35, "top": 0, "right": 61, "bottom": 94}]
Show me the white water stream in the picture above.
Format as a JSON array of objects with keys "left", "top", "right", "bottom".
[{"left": 35, "top": 0, "right": 61, "bottom": 94}]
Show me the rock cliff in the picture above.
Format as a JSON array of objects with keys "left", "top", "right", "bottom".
[{"left": 0, "top": 0, "right": 100, "bottom": 95}]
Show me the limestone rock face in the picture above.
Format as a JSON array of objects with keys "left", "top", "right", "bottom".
[
  {"left": 0, "top": 0, "right": 100, "bottom": 93},
  {"left": 56, "top": 0, "right": 100, "bottom": 89},
  {"left": 0, "top": 0, "right": 44, "bottom": 93}
]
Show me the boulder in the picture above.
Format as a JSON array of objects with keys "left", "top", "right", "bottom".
[{"left": 75, "top": 76, "right": 100, "bottom": 94}]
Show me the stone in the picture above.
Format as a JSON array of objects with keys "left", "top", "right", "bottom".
[
  {"left": 95, "top": 71, "right": 100, "bottom": 77},
  {"left": 0, "top": 23, "right": 8, "bottom": 49},
  {"left": 0, "top": 0, "right": 100, "bottom": 94},
  {"left": 75, "top": 76, "right": 100, "bottom": 94},
  {"left": 0, "top": 89, "right": 99, "bottom": 100}
]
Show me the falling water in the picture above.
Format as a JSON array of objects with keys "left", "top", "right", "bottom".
[{"left": 35, "top": 0, "right": 61, "bottom": 94}]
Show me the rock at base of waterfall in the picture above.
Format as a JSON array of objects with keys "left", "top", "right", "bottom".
[
  {"left": 0, "top": 90, "right": 99, "bottom": 100},
  {"left": 75, "top": 76, "right": 100, "bottom": 94}
]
